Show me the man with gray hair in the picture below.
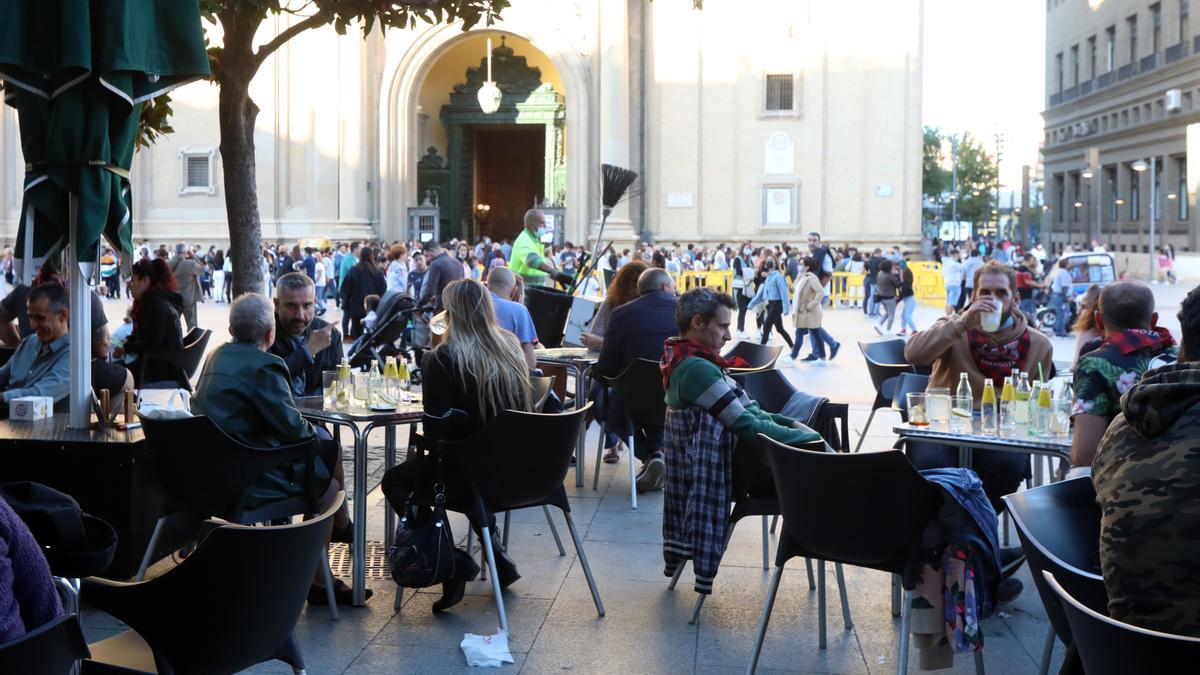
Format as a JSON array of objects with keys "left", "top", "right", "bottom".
[
  {"left": 510, "top": 208, "right": 574, "bottom": 288},
  {"left": 169, "top": 241, "right": 203, "bottom": 331},
  {"left": 269, "top": 272, "right": 342, "bottom": 397},
  {"left": 486, "top": 266, "right": 539, "bottom": 370},
  {"left": 192, "top": 293, "right": 365, "bottom": 605}
]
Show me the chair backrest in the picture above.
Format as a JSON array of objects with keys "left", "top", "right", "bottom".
[
  {"left": 609, "top": 358, "right": 667, "bottom": 429},
  {"left": 762, "top": 437, "right": 940, "bottom": 572},
  {"left": 450, "top": 404, "right": 591, "bottom": 512},
  {"left": 891, "top": 372, "right": 931, "bottom": 420},
  {"left": 177, "top": 328, "right": 212, "bottom": 380},
  {"left": 857, "top": 339, "right": 914, "bottom": 405},
  {"left": 721, "top": 341, "right": 783, "bottom": 372},
  {"left": 140, "top": 415, "right": 318, "bottom": 521},
  {"left": 119, "top": 494, "right": 341, "bottom": 675},
  {"left": 1004, "top": 478, "right": 1107, "bottom": 645},
  {"left": 734, "top": 369, "right": 796, "bottom": 415},
  {"left": 531, "top": 375, "right": 556, "bottom": 412},
  {"left": 0, "top": 614, "right": 89, "bottom": 674},
  {"left": 1044, "top": 571, "right": 1200, "bottom": 675}
]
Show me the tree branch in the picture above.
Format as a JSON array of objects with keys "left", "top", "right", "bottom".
[{"left": 251, "top": 11, "right": 330, "bottom": 74}]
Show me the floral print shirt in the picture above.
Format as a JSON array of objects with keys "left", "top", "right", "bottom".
[{"left": 1072, "top": 329, "right": 1177, "bottom": 421}]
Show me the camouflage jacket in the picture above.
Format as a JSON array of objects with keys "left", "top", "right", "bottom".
[{"left": 1093, "top": 361, "right": 1200, "bottom": 637}]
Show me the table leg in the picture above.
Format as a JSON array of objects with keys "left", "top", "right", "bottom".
[
  {"left": 352, "top": 424, "right": 369, "bottom": 607},
  {"left": 958, "top": 446, "right": 973, "bottom": 471},
  {"left": 575, "top": 367, "right": 586, "bottom": 487},
  {"left": 384, "top": 426, "right": 396, "bottom": 550}
]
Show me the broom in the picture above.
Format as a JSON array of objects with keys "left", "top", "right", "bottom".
[{"left": 570, "top": 164, "right": 638, "bottom": 293}]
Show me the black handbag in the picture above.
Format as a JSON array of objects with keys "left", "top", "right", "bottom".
[{"left": 387, "top": 444, "right": 457, "bottom": 588}]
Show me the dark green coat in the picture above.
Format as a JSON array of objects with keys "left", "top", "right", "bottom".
[{"left": 192, "top": 340, "right": 330, "bottom": 508}]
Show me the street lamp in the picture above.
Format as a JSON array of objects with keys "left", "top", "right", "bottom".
[
  {"left": 1131, "top": 158, "right": 1156, "bottom": 278},
  {"left": 477, "top": 34, "right": 502, "bottom": 114}
]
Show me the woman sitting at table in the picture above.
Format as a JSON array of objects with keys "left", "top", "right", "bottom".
[
  {"left": 381, "top": 278, "right": 533, "bottom": 612},
  {"left": 117, "top": 258, "right": 186, "bottom": 388},
  {"left": 580, "top": 260, "right": 648, "bottom": 463}
]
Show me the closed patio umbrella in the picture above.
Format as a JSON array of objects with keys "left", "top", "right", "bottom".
[{"left": 0, "top": 0, "right": 210, "bottom": 427}]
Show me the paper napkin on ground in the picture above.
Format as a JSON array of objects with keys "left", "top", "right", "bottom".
[{"left": 460, "top": 629, "right": 514, "bottom": 667}]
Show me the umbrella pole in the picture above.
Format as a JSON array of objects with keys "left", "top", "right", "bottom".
[{"left": 67, "top": 194, "right": 92, "bottom": 429}]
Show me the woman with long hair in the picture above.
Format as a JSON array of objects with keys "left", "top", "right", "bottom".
[
  {"left": 381, "top": 279, "right": 532, "bottom": 612},
  {"left": 119, "top": 258, "right": 186, "bottom": 387},
  {"left": 580, "top": 260, "right": 649, "bottom": 463},
  {"left": 339, "top": 245, "right": 386, "bottom": 339}
]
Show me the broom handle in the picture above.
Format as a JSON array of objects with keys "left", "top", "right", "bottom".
[
  {"left": 571, "top": 242, "right": 612, "bottom": 295},
  {"left": 570, "top": 211, "right": 611, "bottom": 294}
]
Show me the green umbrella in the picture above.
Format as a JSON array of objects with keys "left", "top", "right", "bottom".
[{"left": 0, "top": 0, "right": 211, "bottom": 275}]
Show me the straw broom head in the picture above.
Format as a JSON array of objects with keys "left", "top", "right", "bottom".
[{"left": 601, "top": 164, "right": 638, "bottom": 216}]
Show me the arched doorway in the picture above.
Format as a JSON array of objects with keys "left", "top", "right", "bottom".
[
  {"left": 416, "top": 35, "right": 565, "bottom": 241},
  {"left": 378, "top": 23, "right": 592, "bottom": 247}
]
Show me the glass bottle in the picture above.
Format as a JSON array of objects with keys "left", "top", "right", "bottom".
[
  {"left": 368, "top": 359, "right": 382, "bottom": 406},
  {"left": 980, "top": 380, "right": 997, "bottom": 433},
  {"left": 1014, "top": 372, "right": 1031, "bottom": 427},
  {"left": 383, "top": 356, "right": 399, "bottom": 404},
  {"left": 1036, "top": 380, "right": 1054, "bottom": 434},
  {"left": 956, "top": 373, "right": 973, "bottom": 407},
  {"left": 999, "top": 376, "right": 1016, "bottom": 432},
  {"left": 397, "top": 356, "right": 412, "bottom": 401},
  {"left": 336, "top": 358, "right": 352, "bottom": 409}
]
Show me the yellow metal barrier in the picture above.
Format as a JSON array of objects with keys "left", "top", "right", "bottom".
[
  {"left": 830, "top": 272, "right": 865, "bottom": 308},
  {"left": 677, "top": 270, "right": 734, "bottom": 295},
  {"left": 909, "top": 261, "right": 945, "bottom": 307}
]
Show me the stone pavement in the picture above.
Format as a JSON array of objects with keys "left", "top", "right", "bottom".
[{"left": 80, "top": 286, "right": 1196, "bottom": 673}]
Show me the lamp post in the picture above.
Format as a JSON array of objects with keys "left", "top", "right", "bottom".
[
  {"left": 1132, "top": 157, "right": 1157, "bottom": 279},
  {"left": 1081, "top": 164, "right": 1096, "bottom": 246}
]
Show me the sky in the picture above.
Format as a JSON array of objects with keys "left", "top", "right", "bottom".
[{"left": 922, "top": 0, "right": 1047, "bottom": 189}]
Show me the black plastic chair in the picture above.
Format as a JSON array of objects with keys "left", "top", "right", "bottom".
[
  {"left": 890, "top": 372, "right": 931, "bottom": 423},
  {"left": 1043, "top": 570, "right": 1200, "bottom": 675},
  {"left": 440, "top": 404, "right": 603, "bottom": 634},
  {"left": 721, "top": 341, "right": 783, "bottom": 373},
  {"left": 136, "top": 415, "right": 338, "bottom": 617},
  {"left": 1004, "top": 477, "right": 1107, "bottom": 675},
  {"left": 531, "top": 375, "right": 555, "bottom": 412},
  {"left": 855, "top": 339, "right": 915, "bottom": 452},
  {"left": 602, "top": 358, "right": 668, "bottom": 509},
  {"left": 735, "top": 369, "right": 851, "bottom": 453},
  {"left": 136, "top": 328, "right": 212, "bottom": 391},
  {"left": 0, "top": 614, "right": 90, "bottom": 675},
  {"left": 749, "top": 438, "right": 973, "bottom": 675},
  {"left": 81, "top": 493, "right": 342, "bottom": 675}
]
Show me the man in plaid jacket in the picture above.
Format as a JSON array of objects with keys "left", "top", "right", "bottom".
[{"left": 660, "top": 288, "right": 821, "bottom": 593}]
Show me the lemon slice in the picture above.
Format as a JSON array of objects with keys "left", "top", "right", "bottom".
[{"left": 951, "top": 408, "right": 973, "bottom": 418}]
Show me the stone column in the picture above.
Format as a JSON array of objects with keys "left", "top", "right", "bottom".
[{"left": 594, "top": 0, "right": 636, "bottom": 246}]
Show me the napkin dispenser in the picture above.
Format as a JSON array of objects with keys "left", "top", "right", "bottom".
[{"left": 10, "top": 396, "right": 53, "bottom": 421}]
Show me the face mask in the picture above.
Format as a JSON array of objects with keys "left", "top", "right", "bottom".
[
  {"left": 742, "top": 247, "right": 752, "bottom": 256},
  {"left": 537, "top": 226, "right": 552, "bottom": 239}
]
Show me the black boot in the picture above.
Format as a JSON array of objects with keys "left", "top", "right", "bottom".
[
  {"left": 489, "top": 533, "right": 521, "bottom": 589},
  {"left": 432, "top": 548, "right": 481, "bottom": 613}
]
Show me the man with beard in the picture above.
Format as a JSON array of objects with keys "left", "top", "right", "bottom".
[{"left": 269, "top": 272, "right": 342, "bottom": 397}]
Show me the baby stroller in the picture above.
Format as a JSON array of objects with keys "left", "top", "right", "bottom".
[{"left": 347, "top": 291, "right": 429, "bottom": 377}]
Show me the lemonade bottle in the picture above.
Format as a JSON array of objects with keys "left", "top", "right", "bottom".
[
  {"left": 1014, "top": 372, "right": 1031, "bottom": 427},
  {"left": 1036, "top": 382, "right": 1054, "bottom": 434},
  {"left": 336, "top": 358, "right": 352, "bottom": 409},
  {"left": 397, "top": 356, "right": 411, "bottom": 401},
  {"left": 383, "top": 356, "right": 399, "bottom": 404},
  {"left": 980, "top": 380, "right": 998, "bottom": 433},
  {"left": 999, "top": 376, "right": 1016, "bottom": 432}
]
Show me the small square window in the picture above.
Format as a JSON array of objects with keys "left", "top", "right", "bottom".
[
  {"left": 179, "top": 148, "right": 217, "bottom": 196},
  {"left": 186, "top": 156, "right": 210, "bottom": 189},
  {"left": 765, "top": 74, "right": 795, "bottom": 112}
]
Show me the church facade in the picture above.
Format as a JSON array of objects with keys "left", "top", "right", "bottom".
[{"left": 0, "top": 0, "right": 925, "bottom": 250}]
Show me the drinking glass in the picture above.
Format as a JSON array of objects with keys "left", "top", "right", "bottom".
[
  {"left": 926, "top": 387, "right": 950, "bottom": 427},
  {"left": 906, "top": 393, "right": 930, "bottom": 426},
  {"left": 950, "top": 395, "right": 974, "bottom": 434},
  {"left": 1048, "top": 398, "right": 1073, "bottom": 437},
  {"left": 353, "top": 372, "right": 370, "bottom": 409},
  {"left": 322, "top": 371, "right": 341, "bottom": 410}
]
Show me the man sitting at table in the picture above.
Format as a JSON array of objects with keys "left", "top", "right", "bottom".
[
  {"left": 485, "top": 266, "right": 539, "bottom": 370},
  {"left": 269, "top": 272, "right": 343, "bottom": 398},
  {"left": 192, "top": 293, "right": 364, "bottom": 605},
  {"left": 1070, "top": 281, "right": 1176, "bottom": 469},
  {"left": 660, "top": 288, "right": 821, "bottom": 592},
  {"left": 595, "top": 268, "right": 679, "bottom": 493},
  {"left": 0, "top": 283, "right": 72, "bottom": 414},
  {"left": 1092, "top": 284, "right": 1200, "bottom": 637}
]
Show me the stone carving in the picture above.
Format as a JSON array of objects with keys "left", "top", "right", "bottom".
[
  {"left": 453, "top": 36, "right": 544, "bottom": 97},
  {"left": 417, "top": 146, "right": 444, "bottom": 169}
]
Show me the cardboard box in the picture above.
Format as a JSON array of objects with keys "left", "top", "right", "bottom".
[{"left": 10, "top": 396, "right": 53, "bottom": 421}]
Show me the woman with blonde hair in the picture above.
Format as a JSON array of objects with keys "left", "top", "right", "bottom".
[{"left": 381, "top": 279, "right": 531, "bottom": 612}]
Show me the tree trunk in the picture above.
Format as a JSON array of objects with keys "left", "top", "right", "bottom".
[{"left": 218, "top": 77, "right": 263, "bottom": 297}]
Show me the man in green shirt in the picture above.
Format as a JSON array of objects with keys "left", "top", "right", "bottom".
[{"left": 510, "top": 209, "right": 574, "bottom": 288}]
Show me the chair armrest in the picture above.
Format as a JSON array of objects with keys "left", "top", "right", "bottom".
[{"left": 80, "top": 577, "right": 159, "bottom": 631}]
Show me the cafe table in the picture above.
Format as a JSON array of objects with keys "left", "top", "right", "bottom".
[
  {"left": 535, "top": 347, "right": 597, "bottom": 487},
  {"left": 297, "top": 397, "right": 423, "bottom": 606},
  {"left": 893, "top": 419, "right": 1072, "bottom": 484}
]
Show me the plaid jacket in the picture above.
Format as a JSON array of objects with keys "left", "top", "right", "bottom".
[{"left": 662, "top": 406, "right": 737, "bottom": 594}]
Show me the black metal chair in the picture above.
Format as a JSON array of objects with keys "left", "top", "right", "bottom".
[
  {"left": 890, "top": 372, "right": 931, "bottom": 423},
  {"left": 1043, "top": 570, "right": 1200, "bottom": 675},
  {"left": 1004, "top": 477, "right": 1107, "bottom": 675},
  {"left": 749, "top": 439, "right": 973, "bottom": 675},
  {"left": 440, "top": 404, "right": 603, "bottom": 634},
  {"left": 137, "top": 415, "right": 339, "bottom": 617},
  {"left": 603, "top": 358, "right": 668, "bottom": 510},
  {"left": 81, "top": 493, "right": 342, "bottom": 675},
  {"left": 721, "top": 341, "right": 783, "bottom": 373},
  {"left": 136, "top": 328, "right": 212, "bottom": 391},
  {"left": 855, "top": 339, "right": 915, "bottom": 452},
  {"left": 0, "top": 614, "right": 90, "bottom": 674}
]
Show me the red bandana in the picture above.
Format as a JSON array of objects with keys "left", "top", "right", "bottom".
[
  {"left": 966, "top": 329, "right": 1031, "bottom": 388},
  {"left": 1101, "top": 328, "right": 1175, "bottom": 356},
  {"left": 660, "top": 338, "right": 749, "bottom": 389}
]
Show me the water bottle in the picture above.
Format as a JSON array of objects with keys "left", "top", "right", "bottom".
[{"left": 956, "top": 372, "right": 972, "bottom": 405}]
